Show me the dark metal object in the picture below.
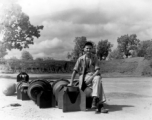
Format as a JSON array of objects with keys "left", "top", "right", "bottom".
[
  {"left": 27, "top": 79, "right": 52, "bottom": 102},
  {"left": 61, "top": 86, "right": 86, "bottom": 112},
  {"left": 20, "top": 86, "right": 30, "bottom": 100},
  {"left": 27, "top": 79, "right": 56, "bottom": 108},
  {"left": 51, "top": 79, "right": 70, "bottom": 105},
  {"left": 16, "top": 82, "right": 23, "bottom": 99},
  {"left": 16, "top": 82, "right": 29, "bottom": 100},
  {"left": 36, "top": 90, "right": 56, "bottom": 108},
  {"left": 17, "top": 72, "right": 29, "bottom": 82},
  {"left": 72, "top": 80, "right": 93, "bottom": 108}
]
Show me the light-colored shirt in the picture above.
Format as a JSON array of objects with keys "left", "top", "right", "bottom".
[{"left": 73, "top": 54, "right": 100, "bottom": 75}]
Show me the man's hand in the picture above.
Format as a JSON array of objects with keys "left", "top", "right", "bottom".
[
  {"left": 85, "top": 76, "right": 94, "bottom": 85},
  {"left": 68, "top": 81, "right": 73, "bottom": 86}
]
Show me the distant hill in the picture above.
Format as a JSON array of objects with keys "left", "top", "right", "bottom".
[{"left": 100, "top": 57, "right": 152, "bottom": 77}]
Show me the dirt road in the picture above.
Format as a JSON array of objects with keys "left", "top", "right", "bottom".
[{"left": 0, "top": 77, "right": 152, "bottom": 120}]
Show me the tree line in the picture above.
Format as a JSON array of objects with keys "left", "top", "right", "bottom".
[
  {"left": 0, "top": 51, "right": 75, "bottom": 73},
  {"left": 67, "top": 35, "right": 152, "bottom": 61},
  {"left": 7, "top": 59, "right": 75, "bottom": 73}
]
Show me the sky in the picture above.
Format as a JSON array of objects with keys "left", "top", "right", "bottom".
[{"left": 1, "top": 0, "right": 152, "bottom": 60}]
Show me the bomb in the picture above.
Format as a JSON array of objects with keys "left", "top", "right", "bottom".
[
  {"left": 2, "top": 82, "right": 16, "bottom": 96},
  {"left": 27, "top": 79, "right": 52, "bottom": 101},
  {"left": 17, "top": 72, "right": 29, "bottom": 82},
  {"left": 51, "top": 79, "right": 70, "bottom": 103},
  {"left": 27, "top": 79, "right": 56, "bottom": 108},
  {"left": 16, "top": 81, "right": 29, "bottom": 100},
  {"left": 84, "top": 87, "right": 92, "bottom": 98}
]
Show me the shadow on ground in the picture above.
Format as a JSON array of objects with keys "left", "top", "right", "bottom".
[
  {"left": 105, "top": 104, "right": 134, "bottom": 112},
  {"left": 86, "top": 104, "right": 134, "bottom": 113}
]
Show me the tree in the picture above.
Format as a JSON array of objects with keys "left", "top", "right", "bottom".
[
  {"left": 43, "top": 57, "right": 54, "bottom": 61},
  {"left": 144, "top": 46, "right": 152, "bottom": 60},
  {"left": 66, "top": 36, "right": 87, "bottom": 61},
  {"left": 21, "top": 50, "right": 33, "bottom": 61},
  {"left": 0, "top": 3, "right": 43, "bottom": 56},
  {"left": 66, "top": 52, "right": 73, "bottom": 61},
  {"left": 67, "top": 36, "right": 96, "bottom": 60},
  {"left": 96, "top": 39, "right": 113, "bottom": 60},
  {"left": 35, "top": 57, "right": 44, "bottom": 61},
  {"left": 117, "top": 34, "right": 140, "bottom": 58},
  {"left": 137, "top": 40, "right": 152, "bottom": 57},
  {"left": 9, "top": 56, "right": 18, "bottom": 60},
  {"left": 73, "top": 36, "right": 87, "bottom": 59},
  {"left": 108, "top": 48, "right": 124, "bottom": 60},
  {"left": 0, "top": 42, "right": 7, "bottom": 59}
]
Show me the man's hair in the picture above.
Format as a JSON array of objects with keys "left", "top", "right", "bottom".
[{"left": 84, "top": 41, "right": 93, "bottom": 48}]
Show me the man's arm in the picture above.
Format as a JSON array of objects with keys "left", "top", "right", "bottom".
[
  {"left": 92, "top": 69, "right": 100, "bottom": 78},
  {"left": 85, "top": 69, "right": 100, "bottom": 84},
  {"left": 69, "top": 58, "right": 80, "bottom": 86},
  {"left": 69, "top": 70, "right": 77, "bottom": 86},
  {"left": 92, "top": 55, "right": 101, "bottom": 78}
]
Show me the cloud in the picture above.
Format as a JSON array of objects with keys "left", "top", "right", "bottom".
[
  {"left": 5, "top": 37, "right": 72, "bottom": 59},
  {"left": 4, "top": 49, "right": 20, "bottom": 59},
  {"left": 39, "top": 0, "right": 152, "bottom": 41},
  {"left": 28, "top": 37, "right": 72, "bottom": 58},
  {"left": 31, "top": 38, "right": 63, "bottom": 50},
  {"left": 4, "top": 0, "right": 152, "bottom": 60},
  {"left": 41, "top": 20, "right": 108, "bottom": 40},
  {"left": 50, "top": 9, "right": 110, "bottom": 25}
]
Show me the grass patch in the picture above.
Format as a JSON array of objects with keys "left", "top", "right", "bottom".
[{"left": 100, "top": 59, "right": 138, "bottom": 74}]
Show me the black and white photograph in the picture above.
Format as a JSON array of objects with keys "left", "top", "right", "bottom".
[{"left": 0, "top": 0, "right": 152, "bottom": 120}]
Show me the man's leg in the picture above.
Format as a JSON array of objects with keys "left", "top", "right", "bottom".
[
  {"left": 92, "top": 76, "right": 108, "bottom": 113},
  {"left": 91, "top": 76, "right": 101, "bottom": 108},
  {"left": 79, "top": 75, "right": 108, "bottom": 113},
  {"left": 92, "top": 76, "right": 101, "bottom": 97}
]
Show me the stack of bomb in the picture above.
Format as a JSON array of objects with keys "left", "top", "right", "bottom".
[
  {"left": 6, "top": 72, "right": 94, "bottom": 111},
  {"left": 16, "top": 72, "right": 30, "bottom": 100},
  {"left": 16, "top": 72, "right": 56, "bottom": 108},
  {"left": 24, "top": 77, "right": 93, "bottom": 110},
  {"left": 15, "top": 72, "right": 56, "bottom": 108}
]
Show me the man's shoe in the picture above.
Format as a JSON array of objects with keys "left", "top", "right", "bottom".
[
  {"left": 96, "top": 103, "right": 109, "bottom": 113},
  {"left": 101, "top": 108, "right": 109, "bottom": 113},
  {"left": 91, "top": 97, "right": 99, "bottom": 109}
]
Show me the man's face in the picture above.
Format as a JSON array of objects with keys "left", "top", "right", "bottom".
[{"left": 84, "top": 45, "right": 93, "bottom": 55}]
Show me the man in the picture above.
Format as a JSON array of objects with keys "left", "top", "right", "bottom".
[{"left": 69, "top": 41, "right": 108, "bottom": 113}]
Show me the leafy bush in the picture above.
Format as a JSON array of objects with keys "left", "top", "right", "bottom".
[
  {"left": 108, "top": 48, "right": 124, "bottom": 60},
  {"left": 7, "top": 60, "right": 75, "bottom": 73},
  {"left": 97, "top": 39, "right": 113, "bottom": 60},
  {"left": 99, "top": 59, "right": 138, "bottom": 74},
  {"left": 137, "top": 40, "right": 152, "bottom": 57},
  {"left": 144, "top": 46, "right": 152, "bottom": 60},
  {"left": 142, "top": 66, "right": 152, "bottom": 76}
]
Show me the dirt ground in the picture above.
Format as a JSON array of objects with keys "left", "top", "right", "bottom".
[{"left": 0, "top": 76, "right": 152, "bottom": 120}]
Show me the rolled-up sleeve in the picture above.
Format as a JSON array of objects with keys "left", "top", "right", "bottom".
[
  {"left": 73, "top": 58, "right": 80, "bottom": 73},
  {"left": 94, "top": 56, "right": 100, "bottom": 71}
]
